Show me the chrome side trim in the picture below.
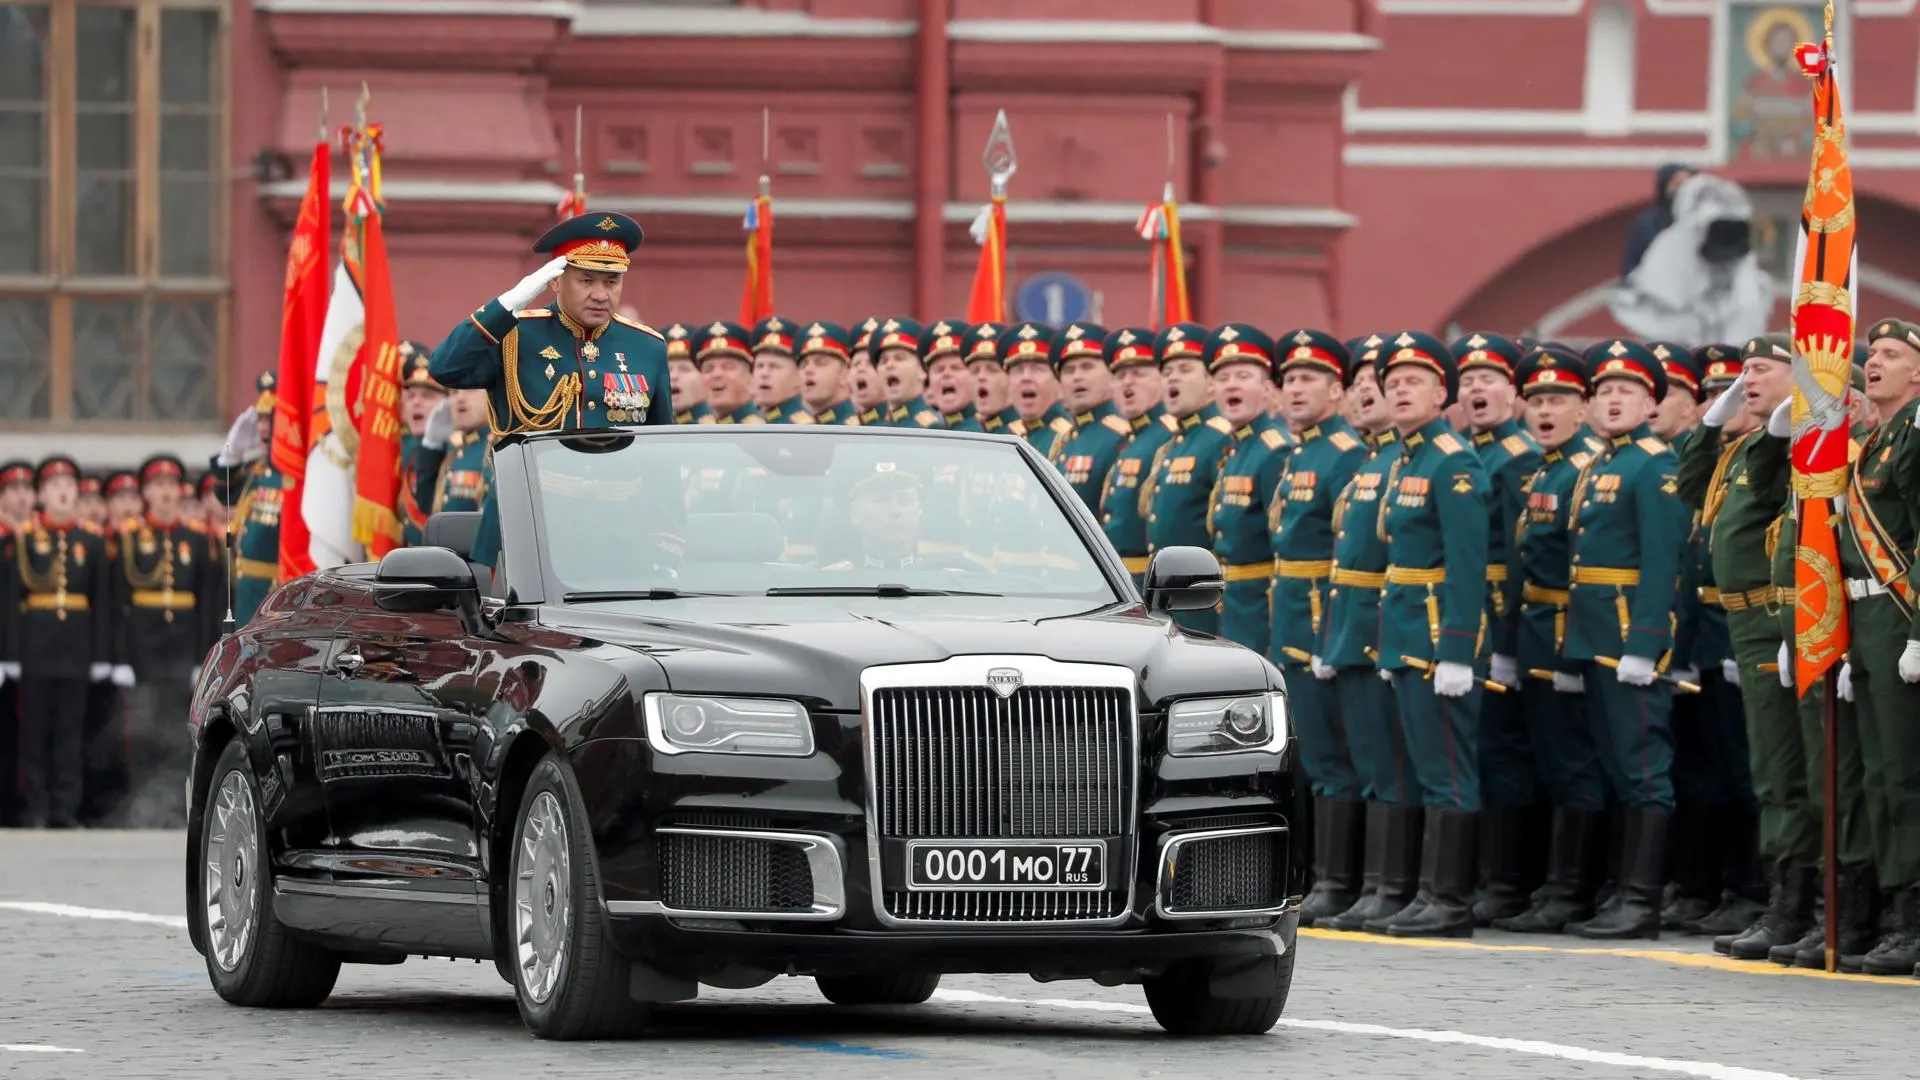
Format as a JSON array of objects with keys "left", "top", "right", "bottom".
[
  {"left": 608, "top": 827, "right": 845, "bottom": 922},
  {"left": 271, "top": 879, "right": 483, "bottom": 905},
  {"left": 860, "top": 655, "right": 1140, "bottom": 929},
  {"left": 1153, "top": 824, "right": 1292, "bottom": 920}
]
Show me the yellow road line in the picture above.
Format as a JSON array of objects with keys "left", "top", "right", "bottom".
[{"left": 1298, "top": 927, "right": 1920, "bottom": 986}]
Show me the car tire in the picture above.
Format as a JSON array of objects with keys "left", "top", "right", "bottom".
[
  {"left": 1142, "top": 952, "right": 1294, "bottom": 1036},
  {"left": 815, "top": 972, "right": 942, "bottom": 1005},
  {"left": 509, "top": 753, "right": 648, "bottom": 1040},
  {"left": 196, "top": 739, "right": 341, "bottom": 1008}
]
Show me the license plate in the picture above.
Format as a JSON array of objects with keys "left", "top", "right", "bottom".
[{"left": 905, "top": 841, "right": 1105, "bottom": 890}]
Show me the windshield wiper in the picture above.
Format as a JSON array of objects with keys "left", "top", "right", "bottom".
[
  {"left": 763, "top": 584, "right": 1002, "bottom": 598},
  {"left": 563, "top": 589, "right": 740, "bottom": 602}
]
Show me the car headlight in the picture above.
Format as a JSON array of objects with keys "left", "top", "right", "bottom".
[
  {"left": 1166, "top": 692, "right": 1289, "bottom": 756},
  {"left": 643, "top": 693, "right": 815, "bottom": 757}
]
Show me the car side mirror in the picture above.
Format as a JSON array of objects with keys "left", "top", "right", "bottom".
[
  {"left": 374, "top": 546, "right": 479, "bottom": 620},
  {"left": 1142, "top": 546, "right": 1225, "bottom": 613}
]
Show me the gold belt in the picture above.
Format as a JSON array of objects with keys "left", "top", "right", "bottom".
[
  {"left": 1486, "top": 562, "right": 1509, "bottom": 583},
  {"left": 1221, "top": 562, "right": 1271, "bottom": 583},
  {"left": 1121, "top": 555, "right": 1150, "bottom": 574},
  {"left": 21, "top": 594, "right": 89, "bottom": 612},
  {"left": 1698, "top": 586, "right": 1722, "bottom": 606},
  {"left": 131, "top": 590, "right": 197, "bottom": 611},
  {"left": 234, "top": 557, "right": 279, "bottom": 580},
  {"left": 1274, "top": 558, "right": 1333, "bottom": 580},
  {"left": 1572, "top": 567, "right": 1640, "bottom": 587},
  {"left": 1714, "top": 585, "right": 1773, "bottom": 612},
  {"left": 1330, "top": 567, "right": 1386, "bottom": 589},
  {"left": 1522, "top": 583, "right": 1570, "bottom": 606},
  {"left": 1774, "top": 585, "right": 1797, "bottom": 606},
  {"left": 1385, "top": 566, "right": 1446, "bottom": 586}
]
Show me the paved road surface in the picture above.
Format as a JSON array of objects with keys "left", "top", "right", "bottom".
[{"left": 1, "top": 830, "right": 1910, "bottom": 1079}]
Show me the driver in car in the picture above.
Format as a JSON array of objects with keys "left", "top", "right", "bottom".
[{"left": 819, "top": 466, "right": 969, "bottom": 573}]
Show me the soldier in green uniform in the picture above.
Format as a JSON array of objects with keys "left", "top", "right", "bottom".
[
  {"left": 1204, "top": 323, "right": 1287, "bottom": 651},
  {"left": 849, "top": 316, "right": 885, "bottom": 424},
  {"left": 697, "top": 321, "right": 763, "bottom": 426},
  {"left": 1845, "top": 317, "right": 1920, "bottom": 977},
  {"left": 924, "top": 321, "right": 983, "bottom": 430},
  {"left": 1493, "top": 346, "right": 1611, "bottom": 933},
  {"left": 1677, "top": 333, "right": 1817, "bottom": 959},
  {"left": 1141, "top": 324, "right": 1237, "bottom": 635},
  {"left": 229, "top": 373, "right": 287, "bottom": 627},
  {"left": 870, "top": 317, "right": 944, "bottom": 429},
  {"left": 1052, "top": 322, "right": 1132, "bottom": 513},
  {"left": 1367, "top": 330, "right": 1490, "bottom": 939},
  {"left": 413, "top": 389, "right": 494, "bottom": 516},
  {"left": 798, "top": 321, "right": 862, "bottom": 425},
  {"left": 964, "top": 322, "right": 1026, "bottom": 436},
  {"left": 428, "top": 212, "right": 672, "bottom": 568},
  {"left": 665, "top": 323, "right": 717, "bottom": 424},
  {"left": 1558, "top": 341, "right": 1691, "bottom": 940},
  {"left": 1008, "top": 323, "right": 1074, "bottom": 457},
  {"left": 1265, "top": 329, "right": 1368, "bottom": 925},
  {"left": 398, "top": 343, "right": 447, "bottom": 547},
  {"left": 1095, "top": 326, "right": 1174, "bottom": 586},
  {"left": 751, "top": 316, "right": 814, "bottom": 424}
]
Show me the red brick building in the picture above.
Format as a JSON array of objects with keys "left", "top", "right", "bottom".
[{"left": 6, "top": 0, "right": 1920, "bottom": 463}]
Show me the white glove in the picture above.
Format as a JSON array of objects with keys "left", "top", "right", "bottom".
[
  {"left": 496, "top": 254, "right": 569, "bottom": 312},
  {"left": 1837, "top": 662, "right": 1853, "bottom": 701},
  {"left": 1489, "top": 653, "right": 1518, "bottom": 688},
  {"left": 1674, "top": 665, "right": 1699, "bottom": 687},
  {"left": 1311, "top": 655, "right": 1336, "bottom": 681},
  {"left": 110, "top": 665, "right": 136, "bottom": 688},
  {"left": 1615, "top": 654, "right": 1658, "bottom": 686},
  {"left": 1767, "top": 399, "right": 1793, "bottom": 438},
  {"left": 1702, "top": 374, "right": 1747, "bottom": 427},
  {"left": 423, "top": 398, "right": 455, "bottom": 451},
  {"left": 1433, "top": 661, "right": 1474, "bottom": 698},
  {"left": 1778, "top": 641, "right": 1794, "bottom": 688},
  {"left": 216, "top": 408, "right": 262, "bottom": 467},
  {"left": 1901, "top": 640, "right": 1920, "bottom": 684},
  {"left": 1552, "top": 671, "right": 1586, "bottom": 694},
  {"left": 0, "top": 661, "right": 18, "bottom": 682},
  {"left": 89, "top": 662, "right": 111, "bottom": 683},
  {"left": 1722, "top": 658, "right": 1740, "bottom": 686},
  {"left": 1378, "top": 667, "right": 1394, "bottom": 684}
]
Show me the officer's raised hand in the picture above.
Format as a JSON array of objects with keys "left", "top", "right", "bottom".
[
  {"left": 1701, "top": 373, "right": 1747, "bottom": 428},
  {"left": 497, "top": 254, "right": 570, "bottom": 312},
  {"left": 423, "top": 397, "right": 455, "bottom": 451}
]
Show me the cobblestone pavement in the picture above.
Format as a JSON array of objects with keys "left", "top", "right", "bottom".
[{"left": 1, "top": 830, "right": 1910, "bottom": 1080}]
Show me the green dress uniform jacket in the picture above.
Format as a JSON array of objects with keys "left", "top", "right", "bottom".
[
  {"left": 1054, "top": 402, "right": 1131, "bottom": 515},
  {"left": 1143, "top": 405, "right": 1237, "bottom": 633},
  {"left": 941, "top": 404, "right": 986, "bottom": 432},
  {"left": 674, "top": 401, "right": 717, "bottom": 425},
  {"left": 410, "top": 429, "right": 492, "bottom": 516},
  {"left": 1323, "top": 430, "right": 1400, "bottom": 670},
  {"left": 761, "top": 395, "right": 815, "bottom": 425},
  {"left": 1269, "top": 416, "right": 1367, "bottom": 664},
  {"left": 1209, "top": 417, "right": 1291, "bottom": 653},
  {"left": 874, "top": 397, "right": 945, "bottom": 429},
  {"left": 1024, "top": 403, "right": 1074, "bottom": 459},
  {"left": 1676, "top": 425, "right": 1790, "bottom": 611},
  {"left": 1098, "top": 407, "right": 1175, "bottom": 578},
  {"left": 1379, "top": 418, "right": 1491, "bottom": 669},
  {"left": 982, "top": 407, "right": 1027, "bottom": 438},
  {"left": 428, "top": 299, "right": 672, "bottom": 566},
  {"left": 816, "top": 400, "right": 862, "bottom": 426},
  {"left": 1473, "top": 418, "right": 1541, "bottom": 659},
  {"left": 398, "top": 433, "right": 431, "bottom": 547},
  {"left": 1564, "top": 426, "right": 1688, "bottom": 664},
  {"left": 231, "top": 459, "right": 286, "bottom": 627}
]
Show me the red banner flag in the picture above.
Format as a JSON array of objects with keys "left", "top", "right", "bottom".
[
  {"left": 740, "top": 193, "right": 774, "bottom": 325},
  {"left": 351, "top": 206, "right": 403, "bottom": 557},
  {"left": 1787, "top": 14, "right": 1856, "bottom": 694},
  {"left": 966, "top": 195, "right": 1008, "bottom": 324},
  {"left": 271, "top": 140, "right": 331, "bottom": 580},
  {"left": 1136, "top": 192, "right": 1192, "bottom": 330}
]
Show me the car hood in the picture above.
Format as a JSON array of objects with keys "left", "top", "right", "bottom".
[{"left": 537, "top": 596, "right": 1276, "bottom": 712}]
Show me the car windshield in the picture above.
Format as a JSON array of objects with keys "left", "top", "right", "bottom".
[{"left": 523, "top": 430, "right": 1120, "bottom": 603}]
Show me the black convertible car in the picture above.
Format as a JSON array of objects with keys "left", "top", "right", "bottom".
[{"left": 185, "top": 425, "right": 1301, "bottom": 1039}]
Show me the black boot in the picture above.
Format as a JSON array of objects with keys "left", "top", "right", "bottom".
[
  {"left": 1300, "top": 798, "right": 1365, "bottom": 926},
  {"left": 1471, "top": 807, "right": 1534, "bottom": 926},
  {"left": 1571, "top": 807, "right": 1667, "bottom": 940},
  {"left": 1385, "top": 809, "right": 1478, "bottom": 938},
  {"left": 1324, "top": 801, "right": 1385, "bottom": 931},
  {"left": 1727, "top": 864, "right": 1817, "bottom": 961},
  {"left": 1661, "top": 804, "right": 1718, "bottom": 930},
  {"left": 1793, "top": 864, "right": 1879, "bottom": 970},
  {"left": 1494, "top": 806, "right": 1601, "bottom": 933},
  {"left": 1692, "top": 803, "right": 1768, "bottom": 936},
  {"left": 1862, "top": 884, "right": 1920, "bottom": 977},
  {"left": 1358, "top": 805, "right": 1427, "bottom": 933}
]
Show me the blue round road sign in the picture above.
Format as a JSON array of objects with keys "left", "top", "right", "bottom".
[{"left": 1015, "top": 271, "right": 1093, "bottom": 325}]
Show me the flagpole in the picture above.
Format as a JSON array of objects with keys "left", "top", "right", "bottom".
[{"left": 573, "top": 103, "right": 585, "bottom": 211}]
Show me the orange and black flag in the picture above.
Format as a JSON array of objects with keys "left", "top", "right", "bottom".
[{"left": 1787, "top": 2, "right": 1856, "bottom": 695}]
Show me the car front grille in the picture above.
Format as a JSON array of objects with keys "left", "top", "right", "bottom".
[
  {"left": 883, "top": 888, "right": 1128, "bottom": 923},
  {"left": 657, "top": 831, "right": 815, "bottom": 914},
  {"left": 1164, "top": 829, "right": 1288, "bottom": 915}
]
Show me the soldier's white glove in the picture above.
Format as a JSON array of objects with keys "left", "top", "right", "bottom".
[
  {"left": 496, "top": 254, "right": 570, "bottom": 312},
  {"left": 1378, "top": 667, "right": 1394, "bottom": 684},
  {"left": 1552, "top": 671, "right": 1586, "bottom": 694},
  {"left": 1702, "top": 374, "right": 1747, "bottom": 427},
  {"left": 89, "top": 662, "right": 111, "bottom": 683},
  {"left": 1767, "top": 399, "right": 1793, "bottom": 439},
  {"left": 1900, "top": 640, "right": 1920, "bottom": 684},
  {"left": 1778, "top": 641, "right": 1794, "bottom": 688},
  {"left": 110, "top": 665, "right": 136, "bottom": 688},
  {"left": 216, "top": 408, "right": 263, "bottom": 467},
  {"left": 1674, "top": 665, "right": 1700, "bottom": 687},
  {"left": 1722, "top": 658, "right": 1741, "bottom": 686},
  {"left": 1489, "top": 653, "right": 1518, "bottom": 688},
  {"left": 1615, "top": 654, "right": 1658, "bottom": 687},
  {"left": 423, "top": 398, "right": 455, "bottom": 451},
  {"left": 0, "top": 661, "right": 18, "bottom": 682},
  {"left": 1433, "top": 661, "right": 1474, "bottom": 698},
  {"left": 1837, "top": 662, "right": 1853, "bottom": 701},
  {"left": 1311, "top": 655, "right": 1336, "bottom": 681}
]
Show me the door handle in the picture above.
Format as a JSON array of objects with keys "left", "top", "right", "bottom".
[{"left": 333, "top": 647, "right": 364, "bottom": 674}]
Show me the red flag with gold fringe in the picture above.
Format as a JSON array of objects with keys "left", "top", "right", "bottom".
[
  {"left": 347, "top": 124, "right": 404, "bottom": 558},
  {"left": 271, "top": 139, "right": 330, "bottom": 580}
]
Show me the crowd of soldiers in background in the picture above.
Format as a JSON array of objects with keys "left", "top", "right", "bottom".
[{"left": 5, "top": 307, "right": 1919, "bottom": 983}]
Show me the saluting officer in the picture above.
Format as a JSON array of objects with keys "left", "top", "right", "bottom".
[
  {"left": 924, "top": 321, "right": 983, "bottom": 430},
  {"left": 1142, "top": 324, "right": 1237, "bottom": 635},
  {"left": 1052, "top": 322, "right": 1132, "bottom": 513},
  {"left": 798, "top": 322, "right": 862, "bottom": 425},
  {"left": 1203, "top": 324, "right": 1288, "bottom": 652},
  {"left": 1267, "top": 329, "right": 1369, "bottom": 925},
  {"left": 965, "top": 323, "right": 1026, "bottom": 437},
  {"left": 665, "top": 323, "right": 717, "bottom": 424},
  {"left": 1096, "top": 326, "right": 1176, "bottom": 586},
  {"left": 230, "top": 373, "right": 286, "bottom": 627},
  {"left": 871, "top": 318, "right": 945, "bottom": 429},
  {"left": 414, "top": 389, "right": 495, "bottom": 517},
  {"left": 1369, "top": 330, "right": 1491, "bottom": 939},
  {"left": 751, "top": 316, "right": 813, "bottom": 424},
  {"left": 397, "top": 342, "right": 446, "bottom": 547},
  {"left": 428, "top": 212, "right": 671, "bottom": 568},
  {"left": 1321, "top": 336, "right": 1423, "bottom": 934},
  {"left": 1558, "top": 340, "right": 1690, "bottom": 940},
  {"left": 1494, "top": 346, "right": 1610, "bottom": 933}
]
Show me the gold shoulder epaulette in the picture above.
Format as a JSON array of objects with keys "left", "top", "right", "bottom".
[
  {"left": 843, "top": 413, "right": 861, "bottom": 427},
  {"left": 1636, "top": 435, "right": 1668, "bottom": 455},
  {"left": 1158, "top": 414, "right": 1180, "bottom": 433},
  {"left": 917, "top": 410, "right": 942, "bottom": 427},
  {"left": 1583, "top": 434, "right": 1607, "bottom": 454},
  {"left": 1260, "top": 428, "right": 1286, "bottom": 450},
  {"left": 1330, "top": 430, "right": 1361, "bottom": 452},
  {"left": 743, "top": 414, "right": 766, "bottom": 425},
  {"left": 1102, "top": 413, "right": 1131, "bottom": 436},
  {"left": 1009, "top": 418, "right": 1028, "bottom": 437},
  {"left": 1433, "top": 431, "right": 1466, "bottom": 454},
  {"left": 1205, "top": 415, "right": 1234, "bottom": 434},
  {"left": 1050, "top": 415, "right": 1074, "bottom": 435},
  {"left": 1570, "top": 450, "right": 1594, "bottom": 469},
  {"left": 515, "top": 308, "right": 553, "bottom": 318},
  {"left": 791, "top": 411, "right": 815, "bottom": 425},
  {"left": 612, "top": 312, "right": 665, "bottom": 339},
  {"left": 1501, "top": 433, "right": 1532, "bottom": 457}
]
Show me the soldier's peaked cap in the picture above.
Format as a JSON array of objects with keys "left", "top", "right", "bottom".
[
  {"left": 1104, "top": 326, "right": 1157, "bottom": 369},
  {"left": 1052, "top": 322, "right": 1109, "bottom": 366},
  {"left": 1740, "top": 332, "right": 1795, "bottom": 365},
  {"left": 1515, "top": 347, "right": 1590, "bottom": 398},
  {"left": 797, "top": 321, "right": 853, "bottom": 361},
  {"left": 1869, "top": 317, "right": 1920, "bottom": 351},
  {"left": 1278, "top": 329, "right": 1348, "bottom": 380},
  {"left": 1586, "top": 339, "right": 1668, "bottom": 402},
  {"left": 1376, "top": 330, "right": 1458, "bottom": 404},
  {"left": 695, "top": 321, "right": 754, "bottom": 365},
  {"left": 0, "top": 459, "right": 33, "bottom": 488},
  {"left": 139, "top": 453, "right": 186, "bottom": 485},
  {"left": 964, "top": 322, "right": 1005, "bottom": 364},
  {"left": 999, "top": 321, "right": 1056, "bottom": 366},
  {"left": 35, "top": 454, "right": 80, "bottom": 488},
  {"left": 1450, "top": 332, "right": 1524, "bottom": 378},
  {"left": 1205, "top": 324, "right": 1277, "bottom": 375},
  {"left": 1646, "top": 341, "right": 1701, "bottom": 401},
  {"left": 1343, "top": 334, "right": 1388, "bottom": 388},
  {"left": 922, "top": 320, "right": 969, "bottom": 362},
  {"left": 534, "top": 212, "right": 643, "bottom": 274},
  {"left": 1694, "top": 342, "right": 1741, "bottom": 385},
  {"left": 662, "top": 323, "right": 696, "bottom": 360},
  {"left": 1155, "top": 322, "right": 1208, "bottom": 365},
  {"left": 751, "top": 316, "right": 798, "bottom": 357}
]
